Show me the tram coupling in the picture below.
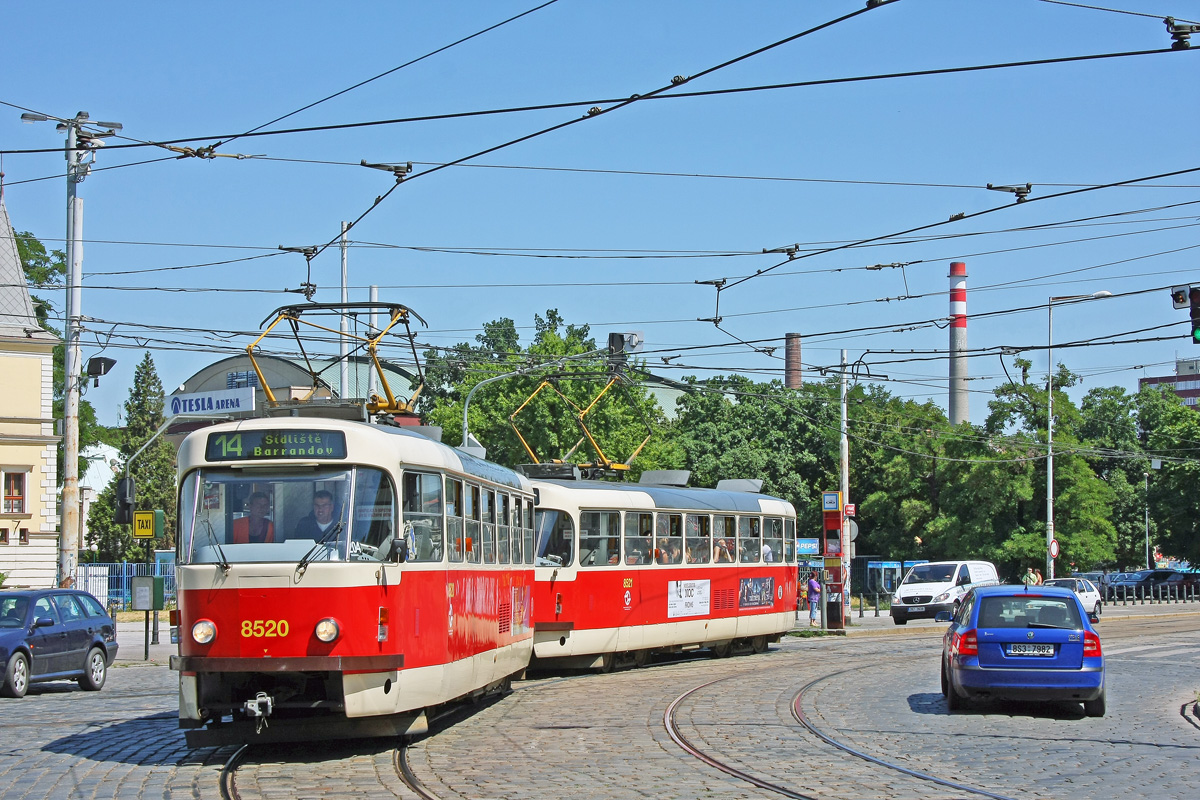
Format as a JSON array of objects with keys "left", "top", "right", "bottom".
[{"left": 243, "top": 692, "right": 274, "bottom": 733}]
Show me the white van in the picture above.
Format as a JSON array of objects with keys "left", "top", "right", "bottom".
[{"left": 890, "top": 560, "right": 999, "bottom": 625}]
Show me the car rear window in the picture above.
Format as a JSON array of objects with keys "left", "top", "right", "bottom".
[
  {"left": 977, "top": 596, "right": 1082, "bottom": 629},
  {"left": 77, "top": 594, "right": 107, "bottom": 617}
]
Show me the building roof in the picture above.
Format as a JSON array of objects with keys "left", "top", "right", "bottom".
[{"left": 0, "top": 197, "right": 57, "bottom": 343}]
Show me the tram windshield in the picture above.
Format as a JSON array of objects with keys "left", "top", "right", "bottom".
[
  {"left": 533, "top": 508, "right": 575, "bottom": 567},
  {"left": 177, "top": 466, "right": 397, "bottom": 565}
]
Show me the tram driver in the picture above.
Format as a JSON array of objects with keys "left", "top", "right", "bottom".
[{"left": 293, "top": 490, "right": 338, "bottom": 540}]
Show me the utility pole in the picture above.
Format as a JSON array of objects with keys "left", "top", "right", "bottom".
[
  {"left": 840, "top": 349, "right": 851, "bottom": 624},
  {"left": 21, "top": 111, "right": 122, "bottom": 586},
  {"left": 340, "top": 222, "right": 349, "bottom": 398}
]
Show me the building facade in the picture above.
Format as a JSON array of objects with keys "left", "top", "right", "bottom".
[
  {"left": 1139, "top": 358, "right": 1200, "bottom": 408},
  {"left": 0, "top": 198, "right": 60, "bottom": 588}
]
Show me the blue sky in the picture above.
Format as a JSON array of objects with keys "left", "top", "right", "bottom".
[{"left": 2, "top": 0, "right": 1198, "bottom": 430}]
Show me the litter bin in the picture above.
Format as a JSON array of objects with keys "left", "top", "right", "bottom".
[{"left": 826, "top": 583, "right": 844, "bottom": 629}]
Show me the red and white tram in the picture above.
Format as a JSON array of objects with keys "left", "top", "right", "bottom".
[
  {"left": 170, "top": 416, "right": 537, "bottom": 745},
  {"left": 525, "top": 468, "right": 799, "bottom": 669}
]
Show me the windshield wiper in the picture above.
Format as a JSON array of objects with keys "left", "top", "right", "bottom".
[
  {"left": 201, "top": 518, "right": 231, "bottom": 573},
  {"left": 296, "top": 521, "right": 344, "bottom": 576}
]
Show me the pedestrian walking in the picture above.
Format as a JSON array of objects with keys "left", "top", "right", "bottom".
[
  {"left": 1034, "top": 568, "right": 1044, "bottom": 585},
  {"left": 1023, "top": 567, "right": 1036, "bottom": 587}
]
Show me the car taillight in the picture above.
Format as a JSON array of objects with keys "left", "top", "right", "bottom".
[
  {"left": 1083, "top": 630, "right": 1102, "bottom": 656},
  {"left": 953, "top": 628, "right": 978, "bottom": 656}
]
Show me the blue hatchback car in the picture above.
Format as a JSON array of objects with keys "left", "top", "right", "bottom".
[
  {"left": 937, "top": 584, "right": 1104, "bottom": 717},
  {"left": 0, "top": 589, "right": 119, "bottom": 699}
]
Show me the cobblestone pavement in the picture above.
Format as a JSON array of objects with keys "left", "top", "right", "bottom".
[{"left": 0, "top": 607, "right": 1195, "bottom": 799}]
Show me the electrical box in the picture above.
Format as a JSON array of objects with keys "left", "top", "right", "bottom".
[{"left": 131, "top": 576, "right": 165, "bottom": 611}]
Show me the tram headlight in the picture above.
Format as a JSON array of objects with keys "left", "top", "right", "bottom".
[
  {"left": 315, "top": 618, "right": 340, "bottom": 643},
  {"left": 191, "top": 619, "right": 217, "bottom": 644}
]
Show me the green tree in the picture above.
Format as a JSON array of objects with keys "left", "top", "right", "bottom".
[
  {"left": 985, "top": 357, "right": 1116, "bottom": 572},
  {"left": 16, "top": 231, "right": 116, "bottom": 483},
  {"left": 423, "top": 310, "right": 675, "bottom": 472},
  {"left": 1140, "top": 384, "right": 1200, "bottom": 565},
  {"left": 669, "top": 375, "right": 838, "bottom": 532},
  {"left": 86, "top": 353, "right": 176, "bottom": 560}
]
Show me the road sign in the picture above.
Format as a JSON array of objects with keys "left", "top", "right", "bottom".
[
  {"left": 848, "top": 520, "right": 859, "bottom": 541},
  {"left": 133, "top": 510, "right": 164, "bottom": 539},
  {"left": 844, "top": 503, "right": 856, "bottom": 517},
  {"left": 822, "top": 491, "right": 842, "bottom": 512},
  {"left": 1049, "top": 538, "right": 1060, "bottom": 559}
]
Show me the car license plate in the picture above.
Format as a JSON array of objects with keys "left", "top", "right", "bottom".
[
  {"left": 1007, "top": 643, "right": 1054, "bottom": 656},
  {"left": 909, "top": 606, "right": 925, "bottom": 613}
]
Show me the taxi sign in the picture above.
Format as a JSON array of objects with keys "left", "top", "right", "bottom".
[
  {"left": 133, "top": 510, "right": 164, "bottom": 539},
  {"left": 822, "top": 491, "right": 842, "bottom": 512}
]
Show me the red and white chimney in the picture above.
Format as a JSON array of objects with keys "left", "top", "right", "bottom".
[{"left": 949, "top": 262, "right": 968, "bottom": 425}]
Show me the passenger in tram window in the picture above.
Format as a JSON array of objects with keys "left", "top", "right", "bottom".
[
  {"left": 293, "top": 490, "right": 337, "bottom": 540},
  {"left": 762, "top": 542, "right": 774, "bottom": 562},
  {"left": 664, "top": 541, "right": 682, "bottom": 564},
  {"left": 232, "top": 492, "right": 274, "bottom": 544},
  {"left": 714, "top": 538, "right": 734, "bottom": 562}
]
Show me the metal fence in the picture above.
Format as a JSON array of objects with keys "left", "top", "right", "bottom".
[{"left": 77, "top": 562, "right": 177, "bottom": 612}]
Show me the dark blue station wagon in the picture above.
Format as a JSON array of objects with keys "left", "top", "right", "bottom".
[
  {"left": 0, "top": 589, "right": 119, "bottom": 698},
  {"left": 938, "top": 584, "right": 1105, "bottom": 717}
]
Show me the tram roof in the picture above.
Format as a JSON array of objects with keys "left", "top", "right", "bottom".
[{"left": 531, "top": 478, "right": 794, "bottom": 515}]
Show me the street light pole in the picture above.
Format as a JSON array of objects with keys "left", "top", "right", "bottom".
[
  {"left": 1144, "top": 471, "right": 1150, "bottom": 569},
  {"left": 21, "top": 111, "right": 121, "bottom": 586},
  {"left": 1045, "top": 291, "right": 1111, "bottom": 581}
]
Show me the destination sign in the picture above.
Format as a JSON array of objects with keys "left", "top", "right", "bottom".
[{"left": 205, "top": 430, "right": 347, "bottom": 462}]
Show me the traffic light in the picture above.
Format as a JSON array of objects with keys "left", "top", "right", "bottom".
[
  {"left": 1191, "top": 287, "right": 1200, "bottom": 345},
  {"left": 114, "top": 477, "right": 135, "bottom": 525}
]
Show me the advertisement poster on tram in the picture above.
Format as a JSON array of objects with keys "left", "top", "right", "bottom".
[
  {"left": 667, "top": 579, "right": 711, "bottom": 618},
  {"left": 739, "top": 577, "right": 775, "bottom": 609}
]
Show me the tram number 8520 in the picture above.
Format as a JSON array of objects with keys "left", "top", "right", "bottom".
[{"left": 241, "top": 619, "right": 290, "bottom": 638}]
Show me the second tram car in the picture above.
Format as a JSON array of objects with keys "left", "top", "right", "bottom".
[
  {"left": 525, "top": 469, "right": 798, "bottom": 669},
  {"left": 170, "top": 416, "right": 537, "bottom": 745}
]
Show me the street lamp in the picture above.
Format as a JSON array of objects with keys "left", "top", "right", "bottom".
[
  {"left": 21, "top": 111, "right": 122, "bottom": 586},
  {"left": 1046, "top": 291, "right": 1112, "bottom": 580},
  {"left": 1143, "top": 471, "right": 1150, "bottom": 569}
]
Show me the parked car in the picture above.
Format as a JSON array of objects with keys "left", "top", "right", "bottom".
[
  {"left": 1044, "top": 577, "right": 1103, "bottom": 616},
  {"left": 937, "top": 585, "right": 1105, "bottom": 717},
  {"left": 1163, "top": 571, "right": 1200, "bottom": 595},
  {"left": 890, "top": 560, "right": 1000, "bottom": 625},
  {"left": 1105, "top": 569, "right": 1177, "bottom": 599},
  {"left": 0, "top": 589, "right": 119, "bottom": 699}
]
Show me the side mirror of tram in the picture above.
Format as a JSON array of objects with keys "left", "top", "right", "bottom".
[{"left": 392, "top": 538, "right": 408, "bottom": 563}]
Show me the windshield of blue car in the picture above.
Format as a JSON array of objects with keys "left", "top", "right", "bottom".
[
  {"left": 0, "top": 595, "right": 29, "bottom": 627},
  {"left": 977, "top": 596, "right": 1082, "bottom": 629},
  {"left": 902, "top": 564, "right": 956, "bottom": 584}
]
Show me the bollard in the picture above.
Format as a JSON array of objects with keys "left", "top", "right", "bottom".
[
  {"left": 858, "top": 594, "right": 864, "bottom": 618},
  {"left": 874, "top": 593, "right": 880, "bottom": 617}
]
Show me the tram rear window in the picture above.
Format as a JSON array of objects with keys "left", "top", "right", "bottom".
[{"left": 205, "top": 430, "right": 347, "bottom": 461}]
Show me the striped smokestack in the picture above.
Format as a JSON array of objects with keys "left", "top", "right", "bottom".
[
  {"left": 948, "top": 261, "right": 968, "bottom": 425},
  {"left": 785, "top": 333, "right": 802, "bottom": 388}
]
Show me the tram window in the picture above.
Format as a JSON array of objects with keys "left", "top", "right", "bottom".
[
  {"left": 465, "top": 485, "right": 481, "bottom": 564},
  {"left": 402, "top": 472, "right": 444, "bottom": 562},
  {"left": 656, "top": 513, "right": 683, "bottom": 564},
  {"left": 523, "top": 501, "right": 535, "bottom": 565},
  {"left": 738, "top": 516, "right": 761, "bottom": 563},
  {"left": 497, "top": 493, "right": 511, "bottom": 564},
  {"left": 481, "top": 489, "right": 496, "bottom": 564},
  {"left": 713, "top": 515, "right": 736, "bottom": 563},
  {"left": 580, "top": 510, "right": 620, "bottom": 567},
  {"left": 534, "top": 508, "right": 574, "bottom": 567},
  {"left": 350, "top": 469, "right": 397, "bottom": 561},
  {"left": 624, "top": 512, "right": 653, "bottom": 565},
  {"left": 784, "top": 518, "right": 796, "bottom": 564},
  {"left": 685, "top": 514, "right": 711, "bottom": 564},
  {"left": 763, "top": 517, "right": 783, "bottom": 564},
  {"left": 446, "top": 479, "right": 464, "bottom": 563},
  {"left": 511, "top": 498, "right": 523, "bottom": 564}
]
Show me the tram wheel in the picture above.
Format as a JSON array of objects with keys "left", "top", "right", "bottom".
[
  {"left": 710, "top": 641, "right": 733, "bottom": 659},
  {"left": 632, "top": 650, "right": 648, "bottom": 668},
  {"left": 598, "top": 653, "right": 615, "bottom": 673},
  {"left": 750, "top": 636, "right": 768, "bottom": 654}
]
